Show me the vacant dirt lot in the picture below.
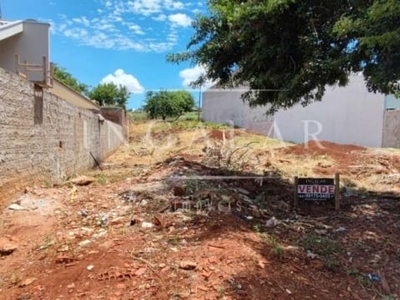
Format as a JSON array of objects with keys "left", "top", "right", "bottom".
[{"left": 1, "top": 121, "right": 400, "bottom": 300}]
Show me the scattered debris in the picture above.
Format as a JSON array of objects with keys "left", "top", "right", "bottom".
[
  {"left": 141, "top": 222, "right": 154, "bottom": 228},
  {"left": 1, "top": 123, "right": 400, "bottom": 300},
  {"left": 78, "top": 210, "right": 88, "bottom": 217},
  {"left": 69, "top": 176, "right": 96, "bottom": 186},
  {"left": 334, "top": 226, "right": 346, "bottom": 233},
  {"left": 179, "top": 261, "right": 197, "bottom": 270},
  {"left": 99, "top": 216, "right": 108, "bottom": 226},
  {"left": 78, "top": 240, "right": 92, "bottom": 247},
  {"left": 367, "top": 274, "right": 381, "bottom": 282},
  {"left": 8, "top": 204, "right": 28, "bottom": 211},
  {"left": 67, "top": 283, "right": 75, "bottom": 289},
  {"left": 0, "top": 238, "right": 17, "bottom": 256},
  {"left": 306, "top": 250, "right": 318, "bottom": 259},
  {"left": 55, "top": 256, "right": 75, "bottom": 264},
  {"left": 265, "top": 216, "right": 279, "bottom": 228},
  {"left": 57, "top": 245, "right": 69, "bottom": 252},
  {"left": 18, "top": 278, "right": 37, "bottom": 287},
  {"left": 135, "top": 268, "right": 146, "bottom": 276}
]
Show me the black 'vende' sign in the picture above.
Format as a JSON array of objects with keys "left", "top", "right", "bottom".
[{"left": 297, "top": 178, "right": 335, "bottom": 200}]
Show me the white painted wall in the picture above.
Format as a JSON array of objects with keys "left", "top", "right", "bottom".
[
  {"left": 0, "top": 20, "right": 50, "bottom": 82},
  {"left": 202, "top": 85, "right": 275, "bottom": 135},
  {"left": 274, "top": 75, "right": 385, "bottom": 147},
  {"left": 202, "top": 75, "right": 386, "bottom": 147}
]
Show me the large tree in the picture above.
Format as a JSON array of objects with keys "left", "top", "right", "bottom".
[
  {"left": 88, "top": 83, "right": 131, "bottom": 109},
  {"left": 167, "top": 0, "right": 400, "bottom": 114},
  {"left": 143, "top": 90, "right": 195, "bottom": 120},
  {"left": 53, "top": 64, "right": 89, "bottom": 95}
]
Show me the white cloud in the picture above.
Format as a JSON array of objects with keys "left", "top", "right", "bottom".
[
  {"left": 153, "top": 14, "right": 167, "bottom": 21},
  {"left": 168, "top": 13, "right": 193, "bottom": 27},
  {"left": 127, "top": 23, "right": 145, "bottom": 35},
  {"left": 72, "top": 16, "right": 90, "bottom": 27},
  {"left": 164, "top": 0, "right": 185, "bottom": 10},
  {"left": 167, "top": 30, "right": 178, "bottom": 43},
  {"left": 127, "top": 0, "right": 162, "bottom": 16},
  {"left": 179, "top": 65, "right": 214, "bottom": 89},
  {"left": 101, "top": 69, "right": 144, "bottom": 94},
  {"left": 64, "top": 28, "right": 89, "bottom": 40},
  {"left": 50, "top": 0, "right": 196, "bottom": 52}
]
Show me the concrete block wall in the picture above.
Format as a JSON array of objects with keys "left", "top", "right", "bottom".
[
  {"left": 382, "top": 110, "right": 400, "bottom": 148},
  {"left": 0, "top": 68, "right": 124, "bottom": 206},
  {"left": 100, "top": 107, "right": 129, "bottom": 139}
]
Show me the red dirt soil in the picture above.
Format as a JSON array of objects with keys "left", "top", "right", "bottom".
[
  {"left": 208, "top": 129, "right": 244, "bottom": 140},
  {"left": 281, "top": 141, "right": 366, "bottom": 158},
  {"left": 280, "top": 140, "right": 400, "bottom": 176},
  {"left": 3, "top": 133, "right": 400, "bottom": 299}
]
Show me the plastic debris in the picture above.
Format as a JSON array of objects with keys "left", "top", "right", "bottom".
[
  {"left": 78, "top": 240, "right": 91, "bottom": 247},
  {"left": 265, "top": 216, "right": 279, "bottom": 227},
  {"left": 141, "top": 222, "right": 154, "bottom": 228},
  {"left": 306, "top": 250, "right": 318, "bottom": 259},
  {"left": 78, "top": 210, "right": 88, "bottom": 217},
  {"left": 334, "top": 227, "right": 346, "bottom": 233},
  {"left": 8, "top": 204, "right": 28, "bottom": 211},
  {"left": 367, "top": 274, "right": 381, "bottom": 282},
  {"left": 100, "top": 216, "right": 108, "bottom": 226},
  {"left": 87, "top": 265, "right": 94, "bottom": 271}
]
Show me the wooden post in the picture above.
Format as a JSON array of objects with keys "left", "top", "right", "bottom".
[
  {"left": 294, "top": 176, "right": 298, "bottom": 209},
  {"left": 334, "top": 173, "right": 340, "bottom": 211}
]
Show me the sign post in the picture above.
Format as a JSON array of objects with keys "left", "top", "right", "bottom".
[
  {"left": 294, "top": 173, "right": 340, "bottom": 211},
  {"left": 334, "top": 173, "right": 340, "bottom": 211}
]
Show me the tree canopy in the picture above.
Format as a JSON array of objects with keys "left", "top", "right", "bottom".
[
  {"left": 53, "top": 64, "right": 130, "bottom": 110},
  {"left": 142, "top": 90, "right": 195, "bottom": 120},
  {"left": 53, "top": 64, "right": 89, "bottom": 96},
  {"left": 167, "top": 0, "right": 400, "bottom": 114},
  {"left": 88, "top": 83, "right": 131, "bottom": 109}
]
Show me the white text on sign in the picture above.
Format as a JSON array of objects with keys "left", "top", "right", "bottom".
[{"left": 298, "top": 185, "right": 335, "bottom": 194}]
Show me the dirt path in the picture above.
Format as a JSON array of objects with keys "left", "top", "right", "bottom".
[{"left": 1, "top": 122, "right": 400, "bottom": 299}]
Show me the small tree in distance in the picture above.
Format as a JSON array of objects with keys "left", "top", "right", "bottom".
[
  {"left": 53, "top": 64, "right": 131, "bottom": 110},
  {"left": 143, "top": 90, "right": 195, "bottom": 120},
  {"left": 88, "top": 83, "right": 131, "bottom": 110}
]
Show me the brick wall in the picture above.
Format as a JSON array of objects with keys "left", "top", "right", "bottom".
[{"left": 0, "top": 68, "right": 125, "bottom": 206}]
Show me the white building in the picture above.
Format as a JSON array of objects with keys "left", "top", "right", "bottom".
[
  {"left": 202, "top": 74, "right": 400, "bottom": 148},
  {"left": 0, "top": 19, "right": 51, "bottom": 85},
  {"left": 0, "top": 19, "right": 99, "bottom": 110}
]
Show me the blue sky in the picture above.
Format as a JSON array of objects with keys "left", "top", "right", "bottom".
[{"left": 3, "top": 0, "right": 212, "bottom": 109}]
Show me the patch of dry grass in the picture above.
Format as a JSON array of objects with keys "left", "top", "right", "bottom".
[{"left": 99, "top": 120, "right": 400, "bottom": 195}]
